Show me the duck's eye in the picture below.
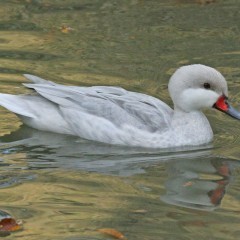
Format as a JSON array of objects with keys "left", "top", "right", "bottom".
[{"left": 203, "top": 83, "right": 211, "bottom": 89}]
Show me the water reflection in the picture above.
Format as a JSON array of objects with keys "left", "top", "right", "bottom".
[
  {"left": 0, "top": 126, "right": 212, "bottom": 176},
  {"left": 0, "top": 125, "right": 233, "bottom": 211},
  {"left": 1, "top": 126, "right": 240, "bottom": 214},
  {"left": 161, "top": 157, "right": 240, "bottom": 211}
]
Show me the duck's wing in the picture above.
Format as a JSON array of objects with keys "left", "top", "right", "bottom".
[
  {"left": 23, "top": 74, "right": 57, "bottom": 85},
  {"left": 23, "top": 75, "right": 173, "bottom": 133},
  {"left": 90, "top": 86, "right": 173, "bottom": 132}
]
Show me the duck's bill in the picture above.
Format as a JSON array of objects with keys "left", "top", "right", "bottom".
[{"left": 213, "top": 95, "right": 240, "bottom": 120}]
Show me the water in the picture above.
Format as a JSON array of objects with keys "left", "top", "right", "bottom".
[{"left": 0, "top": 0, "right": 240, "bottom": 239}]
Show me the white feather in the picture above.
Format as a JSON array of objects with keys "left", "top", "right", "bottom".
[{"left": 0, "top": 64, "right": 230, "bottom": 148}]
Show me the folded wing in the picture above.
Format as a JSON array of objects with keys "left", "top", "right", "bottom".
[{"left": 23, "top": 75, "right": 173, "bottom": 133}]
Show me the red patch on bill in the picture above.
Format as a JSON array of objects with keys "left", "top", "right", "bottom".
[{"left": 215, "top": 95, "right": 228, "bottom": 111}]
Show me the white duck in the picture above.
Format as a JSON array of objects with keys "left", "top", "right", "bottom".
[{"left": 0, "top": 64, "right": 239, "bottom": 148}]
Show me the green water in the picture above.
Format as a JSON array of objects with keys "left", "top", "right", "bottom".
[{"left": 0, "top": 0, "right": 240, "bottom": 239}]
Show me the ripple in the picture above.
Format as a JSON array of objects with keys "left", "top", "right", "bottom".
[
  {"left": 24, "top": 2, "right": 94, "bottom": 13},
  {"left": 0, "top": 50, "right": 60, "bottom": 61},
  {"left": 0, "top": 171, "right": 36, "bottom": 189},
  {"left": 0, "top": 21, "right": 40, "bottom": 31}
]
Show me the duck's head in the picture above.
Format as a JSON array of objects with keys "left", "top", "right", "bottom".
[{"left": 168, "top": 64, "right": 240, "bottom": 119}]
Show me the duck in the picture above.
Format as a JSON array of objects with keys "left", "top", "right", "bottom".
[{"left": 0, "top": 64, "right": 239, "bottom": 148}]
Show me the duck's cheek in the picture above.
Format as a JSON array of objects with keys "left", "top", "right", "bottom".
[{"left": 177, "top": 89, "right": 219, "bottom": 112}]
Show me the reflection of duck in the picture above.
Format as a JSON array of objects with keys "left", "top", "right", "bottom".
[
  {"left": 0, "top": 126, "right": 211, "bottom": 176},
  {"left": 0, "top": 64, "right": 239, "bottom": 148},
  {"left": 1, "top": 127, "right": 238, "bottom": 211},
  {"left": 161, "top": 158, "right": 236, "bottom": 211}
]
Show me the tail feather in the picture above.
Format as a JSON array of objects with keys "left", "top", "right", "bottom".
[
  {"left": 23, "top": 74, "right": 56, "bottom": 86},
  {"left": 0, "top": 93, "right": 35, "bottom": 118}
]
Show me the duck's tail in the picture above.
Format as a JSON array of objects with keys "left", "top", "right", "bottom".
[
  {"left": 23, "top": 74, "right": 56, "bottom": 85},
  {"left": 0, "top": 74, "right": 56, "bottom": 118},
  {"left": 0, "top": 94, "right": 35, "bottom": 118}
]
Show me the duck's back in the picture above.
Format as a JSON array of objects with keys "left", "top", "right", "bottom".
[
  {"left": 23, "top": 75, "right": 173, "bottom": 132},
  {"left": 0, "top": 75, "right": 173, "bottom": 146}
]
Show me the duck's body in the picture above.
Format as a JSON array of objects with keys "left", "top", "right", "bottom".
[
  {"left": 0, "top": 80, "right": 178, "bottom": 148},
  {"left": 0, "top": 64, "right": 239, "bottom": 148}
]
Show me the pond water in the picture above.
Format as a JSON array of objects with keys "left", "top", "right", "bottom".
[{"left": 0, "top": 0, "right": 240, "bottom": 239}]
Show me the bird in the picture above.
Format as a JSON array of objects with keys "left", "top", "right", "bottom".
[{"left": 0, "top": 64, "right": 239, "bottom": 148}]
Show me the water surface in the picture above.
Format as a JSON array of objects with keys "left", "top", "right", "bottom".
[{"left": 0, "top": 0, "right": 240, "bottom": 239}]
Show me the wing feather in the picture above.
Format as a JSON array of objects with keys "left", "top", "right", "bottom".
[{"left": 23, "top": 77, "right": 173, "bottom": 132}]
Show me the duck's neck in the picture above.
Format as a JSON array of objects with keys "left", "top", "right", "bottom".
[{"left": 171, "top": 109, "right": 213, "bottom": 146}]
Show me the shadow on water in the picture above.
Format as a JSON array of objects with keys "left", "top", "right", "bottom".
[{"left": 0, "top": 126, "right": 239, "bottom": 212}]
